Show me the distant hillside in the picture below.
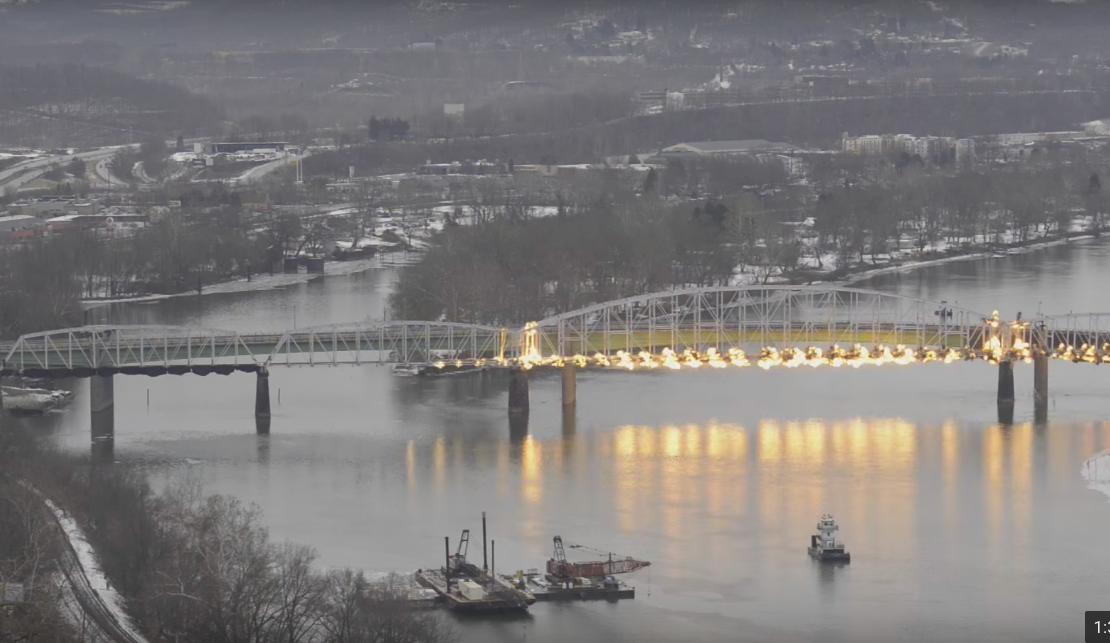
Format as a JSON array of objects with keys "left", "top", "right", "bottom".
[
  {"left": 307, "top": 89, "right": 1110, "bottom": 176},
  {"left": 0, "top": 63, "right": 222, "bottom": 148}
]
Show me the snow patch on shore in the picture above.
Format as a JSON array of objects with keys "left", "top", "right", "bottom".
[{"left": 82, "top": 256, "right": 387, "bottom": 306}]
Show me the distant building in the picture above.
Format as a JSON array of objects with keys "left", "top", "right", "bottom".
[
  {"left": 444, "top": 103, "right": 465, "bottom": 118},
  {"left": 842, "top": 134, "right": 884, "bottom": 155},
  {"left": 795, "top": 74, "right": 850, "bottom": 94},
  {"left": 418, "top": 162, "right": 460, "bottom": 176},
  {"left": 199, "top": 142, "right": 288, "bottom": 155},
  {"left": 955, "top": 138, "right": 976, "bottom": 166},
  {"left": 0, "top": 214, "right": 43, "bottom": 240},
  {"left": 417, "top": 160, "right": 507, "bottom": 176},
  {"left": 773, "top": 154, "right": 806, "bottom": 178},
  {"left": 660, "top": 139, "right": 797, "bottom": 157},
  {"left": 44, "top": 213, "right": 148, "bottom": 236},
  {"left": 1084, "top": 119, "right": 1110, "bottom": 136},
  {"left": 9, "top": 196, "right": 96, "bottom": 218},
  {"left": 636, "top": 89, "right": 667, "bottom": 113},
  {"left": 659, "top": 140, "right": 806, "bottom": 178},
  {"left": 842, "top": 133, "right": 955, "bottom": 162},
  {"left": 502, "top": 80, "right": 556, "bottom": 92}
]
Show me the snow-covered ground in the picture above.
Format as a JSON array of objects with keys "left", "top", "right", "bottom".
[{"left": 731, "top": 216, "right": 1106, "bottom": 287}]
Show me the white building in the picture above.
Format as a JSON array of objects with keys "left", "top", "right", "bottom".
[
  {"left": 661, "top": 139, "right": 797, "bottom": 157},
  {"left": 955, "top": 138, "right": 976, "bottom": 165},
  {"left": 843, "top": 135, "right": 884, "bottom": 155}
]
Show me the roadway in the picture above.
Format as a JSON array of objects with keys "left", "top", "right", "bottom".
[
  {"left": 233, "top": 149, "right": 309, "bottom": 184},
  {"left": 0, "top": 145, "right": 135, "bottom": 195},
  {"left": 0, "top": 135, "right": 209, "bottom": 195},
  {"left": 88, "top": 155, "right": 132, "bottom": 191}
]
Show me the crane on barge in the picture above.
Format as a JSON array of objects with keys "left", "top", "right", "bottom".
[{"left": 547, "top": 536, "right": 650, "bottom": 587}]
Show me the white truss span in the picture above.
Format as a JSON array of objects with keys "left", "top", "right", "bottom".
[
  {"left": 3, "top": 287, "right": 1109, "bottom": 375},
  {"left": 528, "top": 286, "right": 989, "bottom": 358},
  {"left": 268, "top": 321, "right": 506, "bottom": 367},
  {"left": 1, "top": 321, "right": 507, "bottom": 374}
]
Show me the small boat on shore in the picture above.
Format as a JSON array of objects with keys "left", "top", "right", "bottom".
[
  {"left": 808, "top": 514, "right": 851, "bottom": 563},
  {"left": 391, "top": 364, "right": 422, "bottom": 377},
  {"left": 391, "top": 363, "right": 488, "bottom": 378},
  {"left": 2, "top": 386, "right": 73, "bottom": 415}
]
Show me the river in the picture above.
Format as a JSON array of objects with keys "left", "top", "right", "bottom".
[{"left": 16, "top": 240, "right": 1110, "bottom": 642}]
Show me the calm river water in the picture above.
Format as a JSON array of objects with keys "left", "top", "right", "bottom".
[{"left": 20, "top": 241, "right": 1110, "bottom": 642}]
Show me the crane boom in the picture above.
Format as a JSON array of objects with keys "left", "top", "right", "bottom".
[
  {"left": 456, "top": 529, "right": 470, "bottom": 560},
  {"left": 546, "top": 536, "right": 650, "bottom": 580},
  {"left": 551, "top": 536, "right": 571, "bottom": 588}
]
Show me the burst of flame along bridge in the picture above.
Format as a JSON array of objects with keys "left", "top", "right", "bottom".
[{"left": 2, "top": 286, "right": 1109, "bottom": 453}]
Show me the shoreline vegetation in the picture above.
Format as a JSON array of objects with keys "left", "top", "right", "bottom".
[
  {"left": 0, "top": 433, "right": 456, "bottom": 643},
  {"left": 387, "top": 206, "right": 1109, "bottom": 326},
  {"left": 78, "top": 216, "right": 1107, "bottom": 316}
]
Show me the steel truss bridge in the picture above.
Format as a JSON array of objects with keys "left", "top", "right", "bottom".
[{"left": 2, "top": 286, "right": 1109, "bottom": 377}]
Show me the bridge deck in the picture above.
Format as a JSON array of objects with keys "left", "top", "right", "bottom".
[{"left": 3, "top": 286, "right": 1108, "bottom": 377}]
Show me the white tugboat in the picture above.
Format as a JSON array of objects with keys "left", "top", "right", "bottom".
[{"left": 808, "top": 514, "right": 850, "bottom": 563}]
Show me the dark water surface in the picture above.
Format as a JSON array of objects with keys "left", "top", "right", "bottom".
[{"left": 22, "top": 240, "right": 1110, "bottom": 642}]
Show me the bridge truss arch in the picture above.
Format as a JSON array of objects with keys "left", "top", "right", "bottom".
[{"left": 526, "top": 285, "right": 990, "bottom": 360}]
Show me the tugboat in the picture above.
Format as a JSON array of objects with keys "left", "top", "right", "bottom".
[{"left": 808, "top": 514, "right": 851, "bottom": 563}]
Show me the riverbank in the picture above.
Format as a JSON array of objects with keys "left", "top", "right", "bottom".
[
  {"left": 766, "top": 225, "right": 1108, "bottom": 289},
  {"left": 79, "top": 255, "right": 403, "bottom": 308},
  {"left": 79, "top": 222, "right": 1106, "bottom": 313},
  {"left": 839, "top": 231, "right": 1102, "bottom": 287}
]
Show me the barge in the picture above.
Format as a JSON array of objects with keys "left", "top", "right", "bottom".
[
  {"left": 414, "top": 568, "right": 530, "bottom": 613},
  {"left": 505, "top": 570, "right": 635, "bottom": 601}
]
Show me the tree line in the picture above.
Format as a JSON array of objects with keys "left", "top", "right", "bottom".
[
  {"left": 390, "top": 152, "right": 1110, "bottom": 325},
  {"left": 0, "top": 191, "right": 312, "bottom": 337},
  {"left": 389, "top": 196, "right": 740, "bottom": 324}
]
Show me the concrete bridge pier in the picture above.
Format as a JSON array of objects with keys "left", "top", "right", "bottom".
[
  {"left": 561, "top": 364, "right": 576, "bottom": 409},
  {"left": 1033, "top": 351, "right": 1049, "bottom": 423},
  {"left": 90, "top": 374, "right": 114, "bottom": 461},
  {"left": 561, "top": 409, "right": 577, "bottom": 436},
  {"left": 508, "top": 368, "right": 529, "bottom": 417},
  {"left": 255, "top": 368, "right": 271, "bottom": 435},
  {"left": 997, "top": 361, "right": 1015, "bottom": 425}
]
